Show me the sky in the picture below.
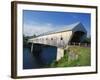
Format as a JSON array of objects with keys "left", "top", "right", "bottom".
[{"left": 23, "top": 10, "right": 91, "bottom": 37}]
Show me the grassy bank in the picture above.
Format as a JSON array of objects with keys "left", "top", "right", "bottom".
[{"left": 49, "top": 46, "right": 91, "bottom": 67}]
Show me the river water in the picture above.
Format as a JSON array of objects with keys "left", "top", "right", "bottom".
[{"left": 23, "top": 46, "right": 57, "bottom": 69}]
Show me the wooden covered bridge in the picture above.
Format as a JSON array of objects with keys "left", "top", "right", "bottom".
[
  {"left": 28, "top": 22, "right": 87, "bottom": 61},
  {"left": 28, "top": 22, "right": 87, "bottom": 48}
]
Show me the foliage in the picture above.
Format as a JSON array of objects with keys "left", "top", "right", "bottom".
[
  {"left": 23, "top": 35, "right": 31, "bottom": 46},
  {"left": 82, "top": 37, "right": 91, "bottom": 44},
  {"left": 49, "top": 46, "right": 91, "bottom": 67},
  {"left": 23, "top": 34, "right": 37, "bottom": 47},
  {"left": 32, "top": 34, "right": 36, "bottom": 38}
]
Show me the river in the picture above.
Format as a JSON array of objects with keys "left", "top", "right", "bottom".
[{"left": 23, "top": 46, "right": 57, "bottom": 69}]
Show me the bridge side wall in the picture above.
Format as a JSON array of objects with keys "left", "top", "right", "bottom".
[{"left": 29, "top": 31, "right": 72, "bottom": 48}]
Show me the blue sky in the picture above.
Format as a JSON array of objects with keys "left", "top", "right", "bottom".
[{"left": 23, "top": 10, "right": 91, "bottom": 37}]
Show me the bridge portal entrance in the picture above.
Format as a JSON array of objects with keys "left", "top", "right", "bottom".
[{"left": 69, "top": 31, "right": 86, "bottom": 43}]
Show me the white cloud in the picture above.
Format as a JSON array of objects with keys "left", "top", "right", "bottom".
[{"left": 23, "top": 23, "right": 56, "bottom": 36}]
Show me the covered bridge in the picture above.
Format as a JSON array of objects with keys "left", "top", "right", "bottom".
[{"left": 28, "top": 22, "right": 87, "bottom": 48}]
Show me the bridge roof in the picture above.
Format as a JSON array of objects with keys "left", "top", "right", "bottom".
[{"left": 37, "top": 22, "right": 86, "bottom": 37}]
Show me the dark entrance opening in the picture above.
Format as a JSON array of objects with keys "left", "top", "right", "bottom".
[{"left": 70, "top": 31, "right": 85, "bottom": 43}]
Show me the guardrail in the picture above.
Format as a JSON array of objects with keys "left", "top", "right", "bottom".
[{"left": 68, "top": 42, "right": 91, "bottom": 47}]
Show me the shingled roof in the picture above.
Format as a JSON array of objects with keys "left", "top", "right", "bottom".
[{"left": 37, "top": 22, "right": 87, "bottom": 37}]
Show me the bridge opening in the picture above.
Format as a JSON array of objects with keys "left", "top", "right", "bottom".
[{"left": 69, "top": 31, "right": 86, "bottom": 44}]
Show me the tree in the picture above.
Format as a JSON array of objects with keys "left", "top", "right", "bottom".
[
  {"left": 32, "top": 34, "right": 36, "bottom": 38},
  {"left": 82, "top": 37, "right": 91, "bottom": 44},
  {"left": 23, "top": 35, "right": 29, "bottom": 46}
]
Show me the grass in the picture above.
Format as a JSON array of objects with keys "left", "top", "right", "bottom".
[{"left": 49, "top": 46, "right": 91, "bottom": 67}]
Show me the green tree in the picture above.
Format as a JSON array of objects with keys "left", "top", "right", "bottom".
[
  {"left": 82, "top": 37, "right": 91, "bottom": 44},
  {"left": 32, "top": 34, "right": 36, "bottom": 38},
  {"left": 23, "top": 35, "right": 29, "bottom": 46}
]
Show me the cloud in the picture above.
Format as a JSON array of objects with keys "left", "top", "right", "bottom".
[{"left": 23, "top": 23, "right": 56, "bottom": 36}]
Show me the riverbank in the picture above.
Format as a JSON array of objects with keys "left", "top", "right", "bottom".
[{"left": 49, "top": 46, "right": 91, "bottom": 67}]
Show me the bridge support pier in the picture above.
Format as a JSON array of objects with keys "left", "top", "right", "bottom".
[
  {"left": 56, "top": 48, "right": 64, "bottom": 61},
  {"left": 31, "top": 43, "right": 33, "bottom": 53}
]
